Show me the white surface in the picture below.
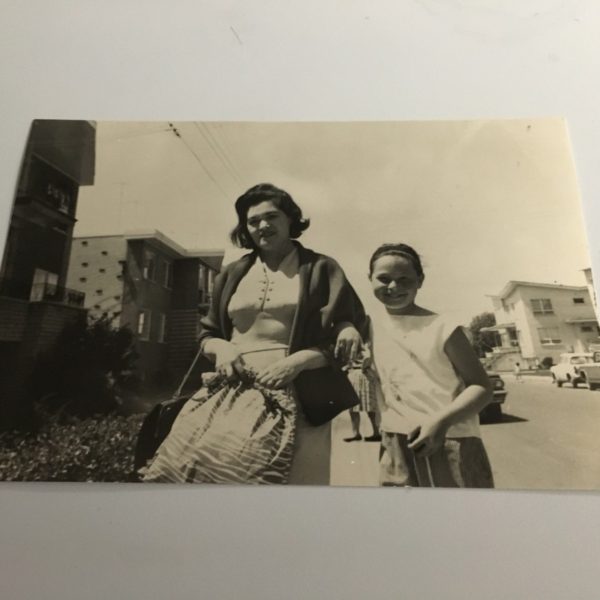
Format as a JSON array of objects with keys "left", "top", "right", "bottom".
[{"left": 1, "top": 2, "right": 600, "bottom": 598}]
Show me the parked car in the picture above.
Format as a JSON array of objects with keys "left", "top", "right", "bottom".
[
  {"left": 550, "top": 352, "right": 593, "bottom": 388},
  {"left": 480, "top": 372, "right": 507, "bottom": 422},
  {"left": 574, "top": 351, "right": 600, "bottom": 390}
]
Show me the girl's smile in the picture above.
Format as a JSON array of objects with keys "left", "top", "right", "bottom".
[{"left": 369, "top": 254, "right": 423, "bottom": 314}]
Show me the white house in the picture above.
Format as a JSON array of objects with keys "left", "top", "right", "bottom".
[{"left": 482, "top": 281, "right": 600, "bottom": 371}]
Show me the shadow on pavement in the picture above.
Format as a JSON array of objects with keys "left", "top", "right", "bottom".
[{"left": 482, "top": 413, "right": 528, "bottom": 425}]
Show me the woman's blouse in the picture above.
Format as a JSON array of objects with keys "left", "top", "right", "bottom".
[
  {"left": 371, "top": 309, "right": 481, "bottom": 438},
  {"left": 227, "top": 247, "right": 300, "bottom": 353}
]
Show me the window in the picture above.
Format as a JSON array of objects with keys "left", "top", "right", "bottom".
[
  {"left": 208, "top": 269, "right": 215, "bottom": 295},
  {"left": 163, "top": 260, "right": 173, "bottom": 288},
  {"left": 81, "top": 240, "right": 88, "bottom": 246},
  {"left": 157, "top": 312, "right": 167, "bottom": 343},
  {"left": 114, "top": 295, "right": 121, "bottom": 301},
  {"left": 137, "top": 310, "right": 151, "bottom": 340},
  {"left": 95, "top": 289, "right": 103, "bottom": 295},
  {"left": 101, "top": 250, "right": 108, "bottom": 256},
  {"left": 143, "top": 249, "right": 156, "bottom": 281},
  {"left": 581, "top": 325, "right": 594, "bottom": 332},
  {"left": 573, "top": 297, "right": 585, "bottom": 304},
  {"left": 30, "top": 269, "right": 58, "bottom": 301},
  {"left": 99, "top": 268, "right": 106, "bottom": 273},
  {"left": 79, "top": 277, "right": 87, "bottom": 282},
  {"left": 530, "top": 298, "right": 554, "bottom": 314},
  {"left": 81, "top": 262, "right": 88, "bottom": 267},
  {"left": 538, "top": 327, "right": 562, "bottom": 345}
]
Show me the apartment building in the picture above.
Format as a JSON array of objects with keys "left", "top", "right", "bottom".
[
  {"left": 67, "top": 230, "right": 223, "bottom": 388},
  {"left": 483, "top": 280, "right": 600, "bottom": 370},
  {"left": 0, "top": 120, "right": 96, "bottom": 426}
]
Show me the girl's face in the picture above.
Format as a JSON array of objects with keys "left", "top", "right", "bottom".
[
  {"left": 369, "top": 254, "right": 423, "bottom": 314},
  {"left": 246, "top": 200, "right": 292, "bottom": 253}
]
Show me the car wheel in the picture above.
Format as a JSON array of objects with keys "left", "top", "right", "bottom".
[{"left": 589, "top": 383, "right": 598, "bottom": 391}]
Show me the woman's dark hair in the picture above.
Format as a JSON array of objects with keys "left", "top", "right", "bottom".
[
  {"left": 230, "top": 183, "right": 310, "bottom": 249},
  {"left": 368, "top": 243, "right": 424, "bottom": 278}
]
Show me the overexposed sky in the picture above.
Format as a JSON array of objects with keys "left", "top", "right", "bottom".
[{"left": 75, "top": 119, "right": 590, "bottom": 324}]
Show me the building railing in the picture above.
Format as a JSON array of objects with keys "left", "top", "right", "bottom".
[
  {"left": 0, "top": 277, "right": 85, "bottom": 307},
  {"left": 30, "top": 282, "right": 85, "bottom": 307}
]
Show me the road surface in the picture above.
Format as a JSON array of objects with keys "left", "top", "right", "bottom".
[{"left": 330, "top": 374, "right": 600, "bottom": 490}]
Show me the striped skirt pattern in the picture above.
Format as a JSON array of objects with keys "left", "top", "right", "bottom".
[
  {"left": 347, "top": 368, "right": 379, "bottom": 413},
  {"left": 140, "top": 372, "right": 297, "bottom": 484}
]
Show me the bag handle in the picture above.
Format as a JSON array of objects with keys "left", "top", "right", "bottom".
[{"left": 170, "top": 345, "right": 204, "bottom": 401}]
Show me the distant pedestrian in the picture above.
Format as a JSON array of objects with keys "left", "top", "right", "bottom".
[
  {"left": 343, "top": 349, "right": 381, "bottom": 443},
  {"left": 514, "top": 362, "right": 523, "bottom": 383}
]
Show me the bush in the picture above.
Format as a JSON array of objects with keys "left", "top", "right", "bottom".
[
  {"left": 32, "top": 315, "right": 140, "bottom": 419},
  {"left": 541, "top": 356, "right": 554, "bottom": 369},
  {"left": 0, "top": 413, "right": 145, "bottom": 482}
]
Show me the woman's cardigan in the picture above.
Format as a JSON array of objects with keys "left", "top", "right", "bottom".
[{"left": 198, "top": 243, "right": 368, "bottom": 425}]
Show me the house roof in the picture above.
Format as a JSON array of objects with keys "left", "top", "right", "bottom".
[
  {"left": 75, "top": 230, "right": 224, "bottom": 263},
  {"left": 495, "top": 280, "right": 588, "bottom": 301}
]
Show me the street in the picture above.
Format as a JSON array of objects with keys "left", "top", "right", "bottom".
[{"left": 330, "top": 375, "right": 600, "bottom": 490}]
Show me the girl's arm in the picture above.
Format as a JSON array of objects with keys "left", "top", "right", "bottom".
[
  {"left": 407, "top": 327, "right": 492, "bottom": 456},
  {"left": 437, "top": 326, "right": 493, "bottom": 426}
]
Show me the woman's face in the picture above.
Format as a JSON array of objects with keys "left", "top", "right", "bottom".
[
  {"left": 369, "top": 254, "right": 423, "bottom": 313},
  {"left": 246, "top": 200, "right": 292, "bottom": 253}
]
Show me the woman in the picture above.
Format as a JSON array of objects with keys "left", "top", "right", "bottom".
[{"left": 141, "top": 183, "right": 367, "bottom": 484}]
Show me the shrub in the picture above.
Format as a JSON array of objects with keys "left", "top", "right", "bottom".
[
  {"left": 32, "top": 315, "right": 140, "bottom": 419},
  {"left": 0, "top": 413, "right": 145, "bottom": 482},
  {"left": 541, "top": 356, "right": 554, "bottom": 369}
]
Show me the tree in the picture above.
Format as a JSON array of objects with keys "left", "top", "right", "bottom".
[
  {"left": 32, "top": 315, "right": 140, "bottom": 419},
  {"left": 468, "top": 312, "right": 498, "bottom": 358}
]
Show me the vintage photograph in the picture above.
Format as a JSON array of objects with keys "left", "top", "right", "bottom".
[{"left": 0, "top": 118, "right": 597, "bottom": 489}]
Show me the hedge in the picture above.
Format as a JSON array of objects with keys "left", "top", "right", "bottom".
[{"left": 0, "top": 413, "right": 145, "bottom": 482}]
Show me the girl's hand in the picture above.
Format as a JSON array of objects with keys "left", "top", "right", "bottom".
[
  {"left": 256, "top": 356, "right": 303, "bottom": 389},
  {"left": 214, "top": 341, "right": 245, "bottom": 383},
  {"left": 334, "top": 324, "right": 363, "bottom": 364},
  {"left": 407, "top": 416, "right": 449, "bottom": 458}
]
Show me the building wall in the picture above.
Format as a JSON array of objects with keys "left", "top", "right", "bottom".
[
  {"left": 495, "top": 284, "right": 597, "bottom": 364},
  {"left": 67, "top": 236, "right": 127, "bottom": 321}
]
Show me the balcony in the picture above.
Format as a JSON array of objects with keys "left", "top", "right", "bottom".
[{"left": 0, "top": 278, "right": 85, "bottom": 307}]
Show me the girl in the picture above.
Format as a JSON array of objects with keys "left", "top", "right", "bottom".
[{"left": 367, "top": 243, "right": 494, "bottom": 488}]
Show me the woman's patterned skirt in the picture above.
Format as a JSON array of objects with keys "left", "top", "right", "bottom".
[{"left": 140, "top": 346, "right": 331, "bottom": 485}]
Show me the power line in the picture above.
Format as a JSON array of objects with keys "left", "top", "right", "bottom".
[
  {"left": 194, "top": 122, "right": 243, "bottom": 184},
  {"left": 167, "top": 123, "right": 230, "bottom": 201}
]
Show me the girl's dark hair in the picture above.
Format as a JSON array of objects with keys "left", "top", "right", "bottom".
[
  {"left": 368, "top": 243, "right": 424, "bottom": 278},
  {"left": 230, "top": 183, "right": 310, "bottom": 249}
]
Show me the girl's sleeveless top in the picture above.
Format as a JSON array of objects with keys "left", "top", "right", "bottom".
[{"left": 370, "top": 309, "right": 481, "bottom": 438}]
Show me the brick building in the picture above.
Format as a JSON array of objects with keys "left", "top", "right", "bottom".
[
  {"left": 0, "top": 120, "right": 96, "bottom": 426},
  {"left": 67, "top": 230, "right": 223, "bottom": 389}
]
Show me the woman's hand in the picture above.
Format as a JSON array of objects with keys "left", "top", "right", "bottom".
[
  {"left": 334, "top": 324, "right": 363, "bottom": 364},
  {"left": 407, "top": 415, "right": 449, "bottom": 458},
  {"left": 210, "top": 340, "right": 245, "bottom": 383},
  {"left": 256, "top": 356, "right": 303, "bottom": 389}
]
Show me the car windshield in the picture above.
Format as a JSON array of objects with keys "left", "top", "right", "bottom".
[{"left": 570, "top": 356, "right": 591, "bottom": 365}]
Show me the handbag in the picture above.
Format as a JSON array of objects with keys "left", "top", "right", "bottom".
[
  {"left": 133, "top": 348, "right": 203, "bottom": 473},
  {"left": 294, "top": 364, "right": 360, "bottom": 426}
]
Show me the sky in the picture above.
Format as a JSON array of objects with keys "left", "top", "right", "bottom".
[{"left": 74, "top": 118, "right": 591, "bottom": 324}]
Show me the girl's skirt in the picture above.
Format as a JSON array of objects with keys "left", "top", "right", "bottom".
[
  {"left": 379, "top": 431, "right": 494, "bottom": 488},
  {"left": 140, "top": 346, "right": 330, "bottom": 485}
]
